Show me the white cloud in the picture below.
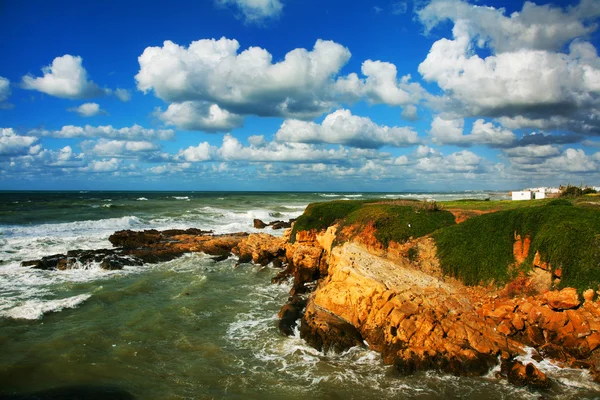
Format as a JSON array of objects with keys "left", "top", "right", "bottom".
[
  {"left": 275, "top": 109, "right": 419, "bottom": 149},
  {"left": 32, "top": 124, "right": 175, "bottom": 141},
  {"left": 415, "top": 149, "right": 483, "bottom": 173},
  {"left": 114, "top": 88, "right": 131, "bottom": 102},
  {"left": 86, "top": 158, "right": 120, "bottom": 172},
  {"left": 177, "top": 142, "right": 213, "bottom": 162},
  {"left": 156, "top": 101, "right": 244, "bottom": 132},
  {"left": 215, "top": 0, "right": 283, "bottom": 23},
  {"left": 419, "top": 0, "right": 600, "bottom": 53},
  {"left": 0, "top": 128, "right": 38, "bottom": 156},
  {"left": 503, "top": 145, "right": 561, "bottom": 159},
  {"left": 401, "top": 105, "right": 418, "bottom": 121},
  {"left": 67, "top": 102, "right": 108, "bottom": 117},
  {"left": 35, "top": 146, "right": 85, "bottom": 168},
  {"left": 136, "top": 38, "right": 351, "bottom": 119},
  {"left": 417, "top": 0, "right": 600, "bottom": 135},
  {"left": 21, "top": 55, "right": 107, "bottom": 99},
  {"left": 84, "top": 139, "right": 159, "bottom": 156},
  {"left": 335, "top": 61, "right": 423, "bottom": 106},
  {"left": 217, "top": 134, "right": 386, "bottom": 163},
  {"left": 429, "top": 117, "right": 516, "bottom": 147}
]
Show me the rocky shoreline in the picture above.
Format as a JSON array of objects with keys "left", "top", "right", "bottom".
[{"left": 20, "top": 220, "right": 600, "bottom": 390}]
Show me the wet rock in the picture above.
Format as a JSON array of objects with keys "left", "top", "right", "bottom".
[
  {"left": 253, "top": 219, "right": 267, "bottom": 229},
  {"left": 278, "top": 295, "right": 307, "bottom": 336},
  {"left": 300, "top": 302, "right": 364, "bottom": 353},
  {"left": 501, "top": 359, "right": 550, "bottom": 389},
  {"left": 21, "top": 229, "right": 248, "bottom": 271}
]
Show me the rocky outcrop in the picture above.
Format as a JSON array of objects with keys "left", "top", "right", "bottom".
[
  {"left": 276, "top": 223, "right": 600, "bottom": 388},
  {"left": 252, "top": 218, "right": 295, "bottom": 230},
  {"left": 232, "top": 233, "right": 287, "bottom": 265},
  {"left": 21, "top": 229, "right": 249, "bottom": 270}
]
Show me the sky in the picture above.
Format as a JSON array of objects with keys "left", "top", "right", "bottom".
[{"left": 1, "top": 0, "right": 600, "bottom": 192}]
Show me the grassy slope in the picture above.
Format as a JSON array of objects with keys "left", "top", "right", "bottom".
[
  {"left": 432, "top": 199, "right": 600, "bottom": 291},
  {"left": 291, "top": 196, "right": 600, "bottom": 292},
  {"left": 290, "top": 199, "right": 455, "bottom": 245}
]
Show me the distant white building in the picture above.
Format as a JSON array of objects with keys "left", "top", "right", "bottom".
[{"left": 512, "top": 191, "right": 533, "bottom": 201}]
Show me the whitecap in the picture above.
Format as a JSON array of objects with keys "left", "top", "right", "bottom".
[
  {"left": 136, "top": 197, "right": 148, "bottom": 201},
  {"left": 172, "top": 196, "right": 190, "bottom": 201},
  {"left": 1, "top": 293, "right": 92, "bottom": 320}
]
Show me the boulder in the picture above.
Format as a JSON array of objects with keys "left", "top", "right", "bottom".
[
  {"left": 300, "top": 302, "right": 364, "bottom": 353},
  {"left": 501, "top": 359, "right": 550, "bottom": 389},
  {"left": 544, "top": 288, "right": 580, "bottom": 311},
  {"left": 253, "top": 219, "right": 267, "bottom": 229}
]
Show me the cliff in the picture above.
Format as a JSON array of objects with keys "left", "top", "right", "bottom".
[{"left": 275, "top": 199, "right": 600, "bottom": 389}]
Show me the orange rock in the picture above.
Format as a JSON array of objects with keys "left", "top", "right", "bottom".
[
  {"left": 584, "top": 289, "right": 595, "bottom": 303},
  {"left": 565, "top": 310, "right": 591, "bottom": 338},
  {"left": 497, "top": 320, "right": 513, "bottom": 336},
  {"left": 586, "top": 332, "right": 600, "bottom": 352},
  {"left": 544, "top": 288, "right": 580, "bottom": 311},
  {"left": 533, "top": 251, "right": 551, "bottom": 271},
  {"left": 513, "top": 233, "right": 531, "bottom": 265}
]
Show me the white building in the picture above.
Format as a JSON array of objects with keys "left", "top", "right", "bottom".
[{"left": 512, "top": 191, "right": 533, "bottom": 201}]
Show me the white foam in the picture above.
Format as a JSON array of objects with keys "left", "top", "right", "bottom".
[
  {"left": 1, "top": 293, "right": 91, "bottom": 320},
  {"left": 514, "top": 347, "right": 598, "bottom": 390},
  {"left": 172, "top": 196, "right": 190, "bottom": 201},
  {"left": 136, "top": 197, "right": 148, "bottom": 201}
]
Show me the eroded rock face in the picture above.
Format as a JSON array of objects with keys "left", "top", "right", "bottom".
[
  {"left": 232, "top": 233, "right": 287, "bottom": 265},
  {"left": 280, "top": 228, "right": 600, "bottom": 387},
  {"left": 300, "top": 302, "right": 364, "bottom": 353}
]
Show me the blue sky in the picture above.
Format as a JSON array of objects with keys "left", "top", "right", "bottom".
[{"left": 1, "top": 0, "right": 600, "bottom": 191}]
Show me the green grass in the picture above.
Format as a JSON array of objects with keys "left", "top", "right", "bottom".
[
  {"left": 343, "top": 204, "right": 456, "bottom": 246},
  {"left": 290, "top": 200, "right": 370, "bottom": 242},
  {"left": 290, "top": 200, "right": 455, "bottom": 245},
  {"left": 432, "top": 201, "right": 600, "bottom": 291}
]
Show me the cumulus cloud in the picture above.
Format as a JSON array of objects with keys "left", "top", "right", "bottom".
[
  {"left": 35, "top": 146, "right": 86, "bottom": 168},
  {"left": 215, "top": 0, "right": 283, "bottom": 23},
  {"left": 136, "top": 38, "right": 351, "bottom": 119},
  {"left": 335, "top": 61, "right": 423, "bottom": 107},
  {"left": 419, "top": 0, "right": 600, "bottom": 53},
  {"left": 22, "top": 55, "right": 108, "bottom": 99},
  {"left": 83, "top": 139, "right": 159, "bottom": 157},
  {"left": 0, "top": 128, "right": 38, "bottom": 156},
  {"left": 85, "top": 158, "right": 120, "bottom": 173},
  {"left": 417, "top": 1, "right": 600, "bottom": 136},
  {"left": 32, "top": 124, "right": 175, "bottom": 141},
  {"left": 275, "top": 109, "right": 418, "bottom": 149},
  {"left": 67, "top": 103, "right": 108, "bottom": 117},
  {"left": 177, "top": 142, "right": 214, "bottom": 162},
  {"left": 114, "top": 88, "right": 131, "bottom": 102},
  {"left": 156, "top": 101, "right": 244, "bottom": 132},
  {"left": 429, "top": 117, "right": 516, "bottom": 147},
  {"left": 415, "top": 149, "right": 483, "bottom": 173},
  {"left": 507, "top": 147, "right": 599, "bottom": 176},
  {"left": 0, "top": 77, "right": 12, "bottom": 108}
]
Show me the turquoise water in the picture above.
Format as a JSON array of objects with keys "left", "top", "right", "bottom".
[{"left": 1, "top": 191, "right": 598, "bottom": 399}]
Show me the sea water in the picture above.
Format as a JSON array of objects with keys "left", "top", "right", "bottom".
[{"left": 1, "top": 191, "right": 598, "bottom": 399}]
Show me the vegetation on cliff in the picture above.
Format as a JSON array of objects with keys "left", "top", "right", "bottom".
[
  {"left": 433, "top": 200, "right": 600, "bottom": 291},
  {"left": 290, "top": 199, "right": 455, "bottom": 245}
]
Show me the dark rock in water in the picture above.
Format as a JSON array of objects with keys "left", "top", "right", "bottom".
[
  {"left": 21, "top": 229, "right": 248, "bottom": 271},
  {"left": 278, "top": 295, "right": 307, "bottom": 336},
  {"left": 211, "top": 254, "right": 229, "bottom": 262},
  {"left": 253, "top": 219, "right": 267, "bottom": 229},
  {"left": 500, "top": 358, "right": 551, "bottom": 389},
  {"left": 300, "top": 302, "right": 364, "bottom": 353},
  {"left": 0, "top": 384, "right": 135, "bottom": 399},
  {"left": 270, "top": 219, "right": 295, "bottom": 230}
]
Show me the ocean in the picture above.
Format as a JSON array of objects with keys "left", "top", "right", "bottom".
[{"left": 1, "top": 190, "right": 597, "bottom": 399}]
